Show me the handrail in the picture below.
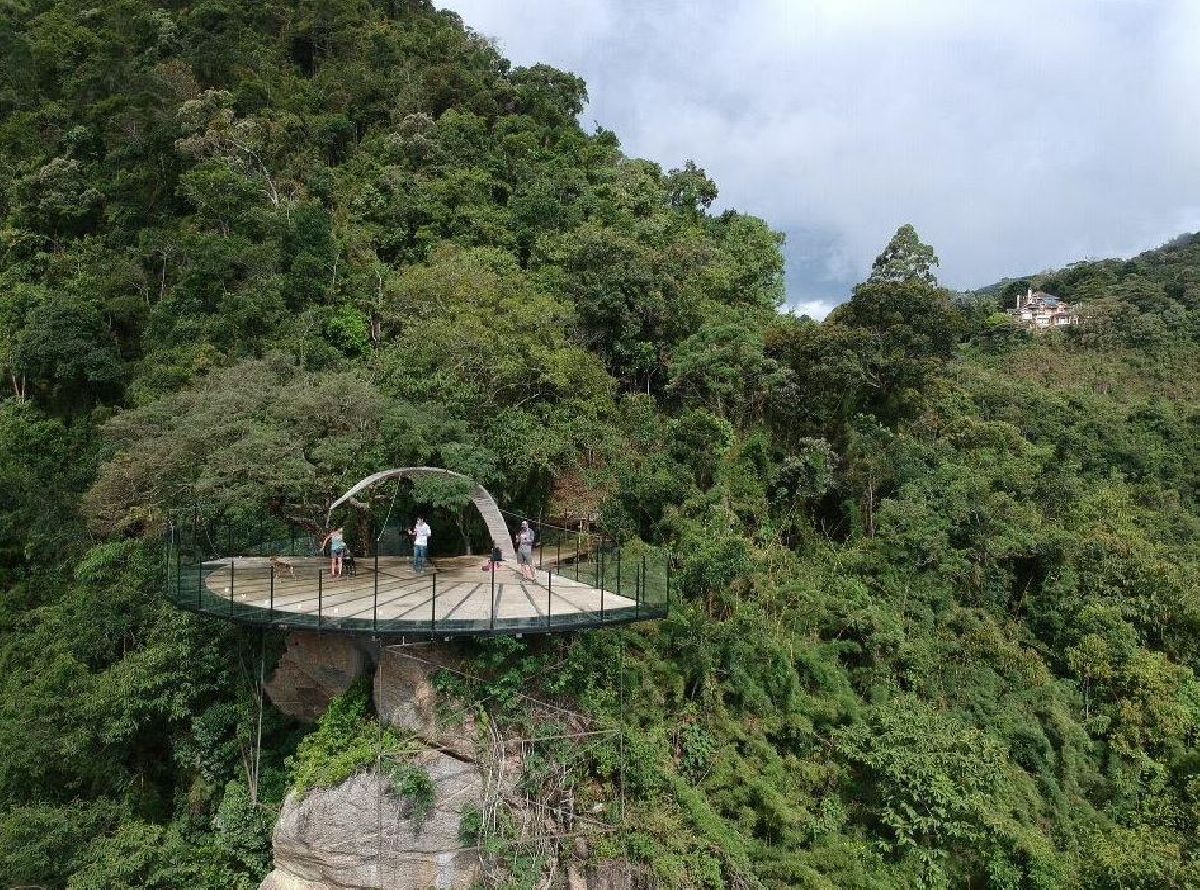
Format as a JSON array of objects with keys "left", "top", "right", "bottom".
[{"left": 165, "top": 528, "right": 670, "bottom": 638}]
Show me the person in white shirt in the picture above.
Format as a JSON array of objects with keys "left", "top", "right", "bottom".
[
  {"left": 409, "top": 517, "right": 432, "bottom": 573},
  {"left": 515, "top": 520, "right": 536, "bottom": 581}
]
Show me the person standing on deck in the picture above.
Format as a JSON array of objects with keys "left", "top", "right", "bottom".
[
  {"left": 410, "top": 516, "right": 432, "bottom": 573},
  {"left": 515, "top": 520, "right": 536, "bottom": 581},
  {"left": 319, "top": 527, "right": 347, "bottom": 578}
]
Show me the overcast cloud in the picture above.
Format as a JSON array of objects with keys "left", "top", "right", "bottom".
[{"left": 441, "top": 0, "right": 1200, "bottom": 318}]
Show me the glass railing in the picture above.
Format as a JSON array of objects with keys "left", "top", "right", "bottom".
[{"left": 164, "top": 519, "right": 671, "bottom": 637}]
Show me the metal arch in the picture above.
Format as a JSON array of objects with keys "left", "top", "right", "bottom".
[{"left": 328, "top": 467, "right": 517, "bottom": 562}]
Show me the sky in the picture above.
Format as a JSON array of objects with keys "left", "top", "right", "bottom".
[{"left": 440, "top": 0, "right": 1200, "bottom": 319}]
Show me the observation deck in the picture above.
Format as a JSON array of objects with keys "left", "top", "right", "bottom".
[
  {"left": 166, "top": 545, "right": 668, "bottom": 637},
  {"left": 165, "top": 467, "right": 670, "bottom": 637}
]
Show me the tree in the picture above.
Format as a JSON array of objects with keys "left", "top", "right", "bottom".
[
  {"left": 666, "top": 160, "right": 718, "bottom": 216},
  {"left": 835, "top": 696, "right": 1012, "bottom": 884},
  {"left": 868, "top": 223, "right": 939, "bottom": 286},
  {"left": 829, "top": 226, "right": 962, "bottom": 418},
  {"left": 84, "top": 358, "right": 392, "bottom": 534}
]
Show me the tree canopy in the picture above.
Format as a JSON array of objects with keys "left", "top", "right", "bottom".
[{"left": 2, "top": 2, "right": 1200, "bottom": 889}]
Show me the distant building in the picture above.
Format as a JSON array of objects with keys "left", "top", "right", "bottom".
[{"left": 1008, "top": 288, "right": 1080, "bottom": 329}]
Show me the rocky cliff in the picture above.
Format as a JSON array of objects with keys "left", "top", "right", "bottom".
[
  {"left": 260, "top": 633, "right": 628, "bottom": 890},
  {"left": 261, "top": 755, "right": 482, "bottom": 890}
]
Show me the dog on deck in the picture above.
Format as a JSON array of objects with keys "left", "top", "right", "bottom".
[{"left": 270, "top": 556, "right": 296, "bottom": 578}]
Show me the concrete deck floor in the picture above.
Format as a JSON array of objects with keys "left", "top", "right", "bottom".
[{"left": 198, "top": 555, "right": 638, "bottom": 626}]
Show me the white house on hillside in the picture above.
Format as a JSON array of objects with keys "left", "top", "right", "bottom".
[{"left": 1009, "top": 288, "right": 1080, "bottom": 329}]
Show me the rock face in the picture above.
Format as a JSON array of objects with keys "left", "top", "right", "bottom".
[
  {"left": 373, "top": 647, "right": 440, "bottom": 735},
  {"left": 261, "top": 641, "right": 614, "bottom": 889},
  {"left": 265, "top": 632, "right": 368, "bottom": 722},
  {"left": 586, "top": 861, "right": 635, "bottom": 890},
  {"left": 374, "top": 647, "right": 478, "bottom": 759},
  {"left": 261, "top": 750, "right": 483, "bottom": 890}
]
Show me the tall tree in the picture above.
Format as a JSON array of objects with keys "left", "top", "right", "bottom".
[
  {"left": 868, "top": 222, "right": 939, "bottom": 286},
  {"left": 828, "top": 225, "right": 961, "bottom": 419}
]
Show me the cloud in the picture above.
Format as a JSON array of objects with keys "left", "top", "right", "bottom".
[
  {"left": 442, "top": 0, "right": 1200, "bottom": 306},
  {"left": 789, "top": 299, "right": 837, "bottom": 321}
]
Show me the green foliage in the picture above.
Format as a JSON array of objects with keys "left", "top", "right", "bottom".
[
  {"left": 836, "top": 697, "right": 1010, "bottom": 864},
  {"left": 458, "top": 803, "right": 483, "bottom": 845},
  {"left": 67, "top": 821, "right": 231, "bottom": 890},
  {"left": 382, "top": 760, "right": 436, "bottom": 827},
  {"left": 212, "top": 780, "right": 273, "bottom": 880},
  {"left": 287, "top": 680, "right": 410, "bottom": 796},
  {"left": 3, "top": 1, "right": 1200, "bottom": 888},
  {"left": 869, "top": 223, "right": 940, "bottom": 286}
]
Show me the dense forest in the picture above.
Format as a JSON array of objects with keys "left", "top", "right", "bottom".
[{"left": 1, "top": 1, "right": 1199, "bottom": 888}]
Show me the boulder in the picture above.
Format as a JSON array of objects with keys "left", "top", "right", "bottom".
[
  {"left": 566, "top": 865, "right": 588, "bottom": 890},
  {"left": 259, "top": 872, "right": 326, "bottom": 890},
  {"left": 373, "top": 647, "right": 438, "bottom": 735},
  {"left": 587, "top": 860, "right": 634, "bottom": 890},
  {"left": 260, "top": 751, "right": 483, "bottom": 890},
  {"left": 265, "top": 632, "right": 368, "bottom": 722},
  {"left": 374, "top": 647, "right": 477, "bottom": 759}
]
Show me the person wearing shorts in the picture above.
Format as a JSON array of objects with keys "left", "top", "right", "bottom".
[
  {"left": 515, "top": 520, "right": 536, "bottom": 580},
  {"left": 320, "top": 527, "right": 347, "bottom": 578}
]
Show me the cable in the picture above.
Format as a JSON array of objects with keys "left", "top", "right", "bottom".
[
  {"left": 497, "top": 507, "right": 605, "bottom": 540},
  {"left": 377, "top": 479, "right": 402, "bottom": 543}
]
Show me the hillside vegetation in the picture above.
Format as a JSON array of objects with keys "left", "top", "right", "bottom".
[{"left": 1, "top": 2, "right": 1198, "bottom": 888}]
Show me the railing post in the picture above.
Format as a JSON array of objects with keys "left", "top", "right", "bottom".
[
  {"left": 547, "top": 564, "right": 552, "bottom": 629},
  {"left": 490, "top": 562, "right": 496, "bottom": 631},
  {"left": 633, "top": 556, "right": 643, "bottom": 618},
  {"left": 665, "top": 553, "right": 671, "bottom": 612},
  {"left": 195, "top": 535, "right": 201, "bottom": 612},
  {"left": 373, "top": 512, "right": 379, "bottom": 635},
  {"left": 616, "top": 545, "right": 622, "bottom": 604},
  {"left": 165, "top": 522, "right": 172, "bottom": 598},
  {"left": 192, "top": 526, "right": 200, "bottom": 611},
  {"left": 269, "top": 567, "right": 275, "bottom": 623},
  {"left": 318, "top": 570, "right": 323, "bottom": 633},
  {"left": 599, "top": 541, "right": 606, "bottom": 623},
  {"left": 228, "top": 557, "right": 235, "bottom": 618},
  {"left": 431, "top": 574, "right": 437, "bottom": 635}
]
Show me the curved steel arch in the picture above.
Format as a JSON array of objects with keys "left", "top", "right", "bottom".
[{"left": 329, "top": 467, "right": 517, "bottom": 562}]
